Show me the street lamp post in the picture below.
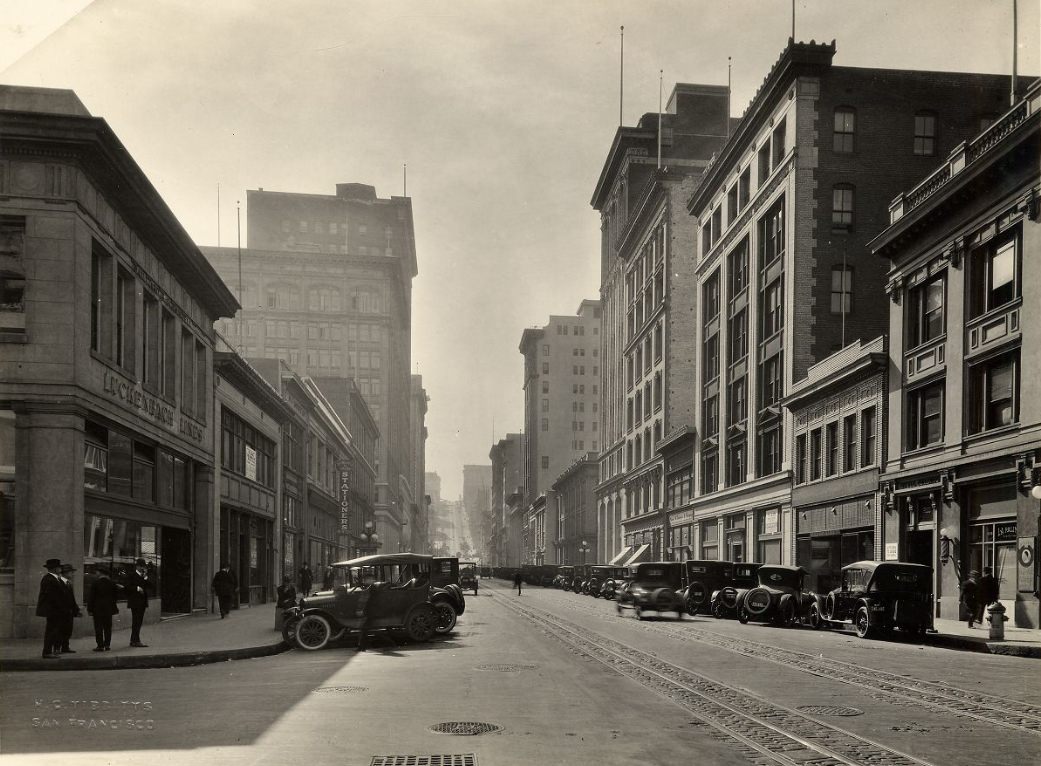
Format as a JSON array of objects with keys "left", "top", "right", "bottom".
[
  {"left": 579, "top": 539, "right": 590, "bottom": 566},
  {"left": 358, "top": 520, "right": 380, "bottom": 556}
]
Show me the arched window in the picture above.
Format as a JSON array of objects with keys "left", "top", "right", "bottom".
[{"left": 833, "top": 107, "right": 855, "bottom": 152}]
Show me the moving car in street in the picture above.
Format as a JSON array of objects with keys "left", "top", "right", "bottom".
[
  {"left": 616, "top": 562, "right": 686, "bottom": 620},
  {"left": 734, "top": 565, "right": 814, "bottom": 627},
  {"left": 459, "top": 561, "right": 479, "bottom": 596},
  {"left": 810, "top": 561, "right": 933, "bottom": 639}
]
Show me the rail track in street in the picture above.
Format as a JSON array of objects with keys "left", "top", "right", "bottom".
[
  {"left": 534, "top": 589, "right": 1041, "bottom": 737},
  {"left": 500, "top": 592, "right": 939, "bottom": 766}
]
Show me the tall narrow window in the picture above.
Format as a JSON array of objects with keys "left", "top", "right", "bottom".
[
  {"left": 843, "top": 414, "right": 857, "bottom": 472},
  {"left": 969, "top": 234, "right": 1018, "bottom": 318},
  {"left": 810, "top": 429, "right": 823, "bottom": 480},
  {"left": 757, "top": 142, "right": 771, "bottom": 183},
  {"left": 832, "top": 185, "right": 855, "bottom": 230},
  {"left": 728, "top": 240, "right": 749, "bottom": 298},
  {"left": 834, "top": 107, "right": 856, "bottom": 152},
  {"left": 181, "top": 329, "right": 195, "bottom": 416},
  {"left": 759, "top": 199, "right": 785, "bottom": 270},
  {"left": 969, "top": 351, "right": 1018, "bottom": 433},
  {"left": 826, "top": 422, "right": 839, "bottom": 477},
  {"left": 860, "top": 407, "right": 876, "bottom": 467},
  {"left": 907, "top": 274, "right": 945, "bottom": 347},
  {"left": 727, "top": 377, "right": 747, "bottom": 426},
  {"left": 914, "top": 111, "right": 937, "bottom": 156},
  {"left": 907, "top": 381, "right": 944, "bottom": 450},
  {"left": 727, "top": 185, "right": 738, "bottom": 224},
  {"left": 729, "top": 309, "right": 747, "bottom": 364},
  {"left": 761, "top": 279, "right": 784, "bottom": 339},
  {"left": 194, "top": 340, "right": 207, "bottom": 422},
  {"left": 830, "top": 266, "right": 853, "bottom": 314},
  {"left": 771, "top": 119, "right": 786, "bottom": 167},
  {"left": 142, "top": 292, "right": 160, "bottom": 388},
  {"left": 115, "top": 269, "right": 135, "bottom": 372},
  {"left": 795, "top": 434, "right": 807, "bottom": 483},
  {"left": 726, "top": 437, "right": 746, "bottom": 486},
  {"left": 738, "top": 167, "right": 750, "bottom": 210},
  {"left": 90, "top": 246, "right": 112, "bottom": 356}
]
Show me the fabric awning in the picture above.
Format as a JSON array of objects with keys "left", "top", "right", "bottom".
[
  {"left": 624, "top": 543, "right": 652, "bottom": 567},
  {"left": 607, "top": 546, "right": 633, "bottom": 566}
]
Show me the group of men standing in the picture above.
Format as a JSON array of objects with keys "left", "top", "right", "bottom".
[{"left": 36, "top": 557, "right": 150, "bottom": 658}]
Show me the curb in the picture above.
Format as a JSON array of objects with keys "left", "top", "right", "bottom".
[
  {"left": 0, "top": 640, "right": 292, "bottom": 672},
  {"left": 927, "top": 634, "right": 1041, "bottom": 658}
]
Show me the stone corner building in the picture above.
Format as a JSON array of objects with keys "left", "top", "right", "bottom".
[{"left": 0, "top": 86, "right": 238, "bottom": 638}]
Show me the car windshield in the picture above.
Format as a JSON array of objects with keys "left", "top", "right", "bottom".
[
  {"left": 758, "top": 568, "right": 800, "bottom": 589},
  {"left": 869, "top": 566, "right": 930, "bottom": 593}
]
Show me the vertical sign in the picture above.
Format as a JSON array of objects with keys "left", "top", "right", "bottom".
[
  {"left": 245, "top": 445, "right": 257, "bottom": 481},
  {"left": 339, "top": 465, "right": 351, "bottom": 533}
]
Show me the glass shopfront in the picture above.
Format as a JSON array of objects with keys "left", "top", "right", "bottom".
[{"left": 966, "top": 481, "right": 1018, "bottom": 603}]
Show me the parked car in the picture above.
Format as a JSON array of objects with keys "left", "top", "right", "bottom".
[
  {"left": 556, "top": 565, "right": 575, "bottom": 590},
  {"left": 289, "top": 553, "right": 459, "bottom": 651},
  {"left": 459, "top": 561, "right": 479, "bottom": 595},
  {"left": 571, "top": 564, "right": 592, "bottom": 593},
  {"left": 598, "top": 567, "right": 631, "bottom": 600},
  {"left": 682, "top": 560, "right": 733, "bottom": 615},
  {"left": 585, "top": 566, "right": 612, "bottom": 597},
  {"left": 810, "top": 561, "right": 933, "bottom": 639},
  {"left": 711, "top": 562, "right": 763, "bottom": 619},
  {"left": 616, "top": 562, "right": 685, "bottom": 620},
  {"left": 734, "top": 565, "right": 813, "bottom": 626}
]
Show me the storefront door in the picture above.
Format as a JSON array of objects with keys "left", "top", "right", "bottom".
[
  {"left": 160, "top": 526, "right": 191, "bottom": 615},
  {"left": 906, "top": 530, "right": 933, "bottom": 568}
]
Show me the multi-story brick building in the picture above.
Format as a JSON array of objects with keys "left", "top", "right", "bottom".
[
  {"left": 202, "top": 182, "right": 418, "bottom": 555},
  {"left": 489, "top": 433, "right": 524, "bottom": 566},
  {"left": 552, "top": 454, "right": 599, "bottom": 565},
  {"left": 0, "top": 86, "right": 239, "bottom": 637},
  {"left": 591, "top": 84, "right": 731, "bottom": 567},
  {"left": 783, "top": 337, "right": 886, "bottom": 593},
  {"left": 686, "top": 41, "right": 1011, "bottom": 566},
  {"left": 871, "top": 80, "right": 1040, "bottom": 628},
  {"left": 519, "top": 301, "right": 601, "bottom": 500},
  {"left": 409, "top": 375, "right": 429, "bottom": 553}
]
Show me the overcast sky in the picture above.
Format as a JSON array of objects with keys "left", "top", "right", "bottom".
[{"left": 3, "top": 1, "right": 1038, "bottom": 498}]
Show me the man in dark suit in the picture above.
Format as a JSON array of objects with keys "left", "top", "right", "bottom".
[
  {"left": 35, "top": 559, "right": 67, "bottom": 659},
  {"left": 58, "top": 563, "right": 82, "bottom": 653},
  {"left": 86, "top": 568, "right": 120, "bottom": 651},
  {"left": 126, "top": 558, "right": 150, "bottom": 647},
  {"left": 212, "top": 565, "right": 237, "bottom": 618}
]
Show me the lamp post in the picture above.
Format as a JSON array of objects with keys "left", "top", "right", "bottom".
[
  {"left": 579, "top": 539, "right": 590, "bottom": 566},
  {"left": 358, "top": 520, "right": 380, "bottom": 556}
]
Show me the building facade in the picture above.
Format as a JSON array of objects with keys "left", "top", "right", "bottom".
[
  {"left": 489, "top": 433, "right": 524, "bottom": 566},
  {"left": 552, "top": 455, "right": 599, "bottom": 565},
  {"left": 686, "top": 41, "right": 1011, "bottom": 566},
  {"left": 202, "top": 182, "right": 417, "bottom": 561},
  {"left": 591, "top": 84, "right": 731, "bottom": 566},
  {"left": 0, "top": 86, "right": 238, "bottom": 637},
  {"left": 871, "top": 80, "right": 1040, "bottom": 628},
  {"left": 409, "top": 375, "right": 429, "bottom": 553}
]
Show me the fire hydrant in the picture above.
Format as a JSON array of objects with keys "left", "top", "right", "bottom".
[{"left": 986, "top": 601, "right": 1008, "bottom": 641}]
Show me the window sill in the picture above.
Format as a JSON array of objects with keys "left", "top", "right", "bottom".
[
  {"left": 0, "top": 329, "right": 27, "bottom": 343},
  {"left": 901, "top": 443, "right": 946, "bottom": 459},
  {"left": 962, "top": 423, "right": 1021, "bottom": 445}
]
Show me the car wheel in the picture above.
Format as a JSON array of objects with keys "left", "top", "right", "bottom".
[
  {"left": 854, "top": 606, "right": 874, "bottom": 639},
  {"left": 779, "top": 599, "right": 797, "bottom": 627},
  {"left": 295, "top": 614, "right": 333, "bottom": 651},
  {"left": 712, "top": 602, "right": 725, "bottom": 619},
  {"left": 405, "top": 605, "right": 437, "bottom": 642},
  {"left": 808, "top": 604, "right": 823, "bottom": 630},
  {"left": 281, "top": 615, "right": 301, "bottom": 644},
  {"left": 737, "top": 607, "right": 749, "bottom": 625},
  {"left": 433, "top": 601, "right": 457, "bottom": 634}
]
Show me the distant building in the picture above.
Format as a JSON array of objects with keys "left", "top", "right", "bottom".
[
  {"left": 489, "top": 434, "right": 525, "bottom": 566},
  {"left": 409, "top": 375, "right": 429, "bottom": 553},
  {"left": 462, "top": 464, "right": 492, "bottom": 557},
  {"left": 202, "top": 182, "right": 418, "bottom": 557},
  {"left": 552, "top": 455, "right": 600, "bottom": 565},
  {"left": 871, "top": 80, "right": 1040, "bottom": 629}
]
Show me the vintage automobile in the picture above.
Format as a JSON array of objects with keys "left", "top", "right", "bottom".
[
  {"left": 810, "top": 561, "right": 934, "bottom": 639},
  {"left": 734, "top": 565, "right": 813, "bottom": 626},
  {"left": 572, "top": 564, "right": 592, "bottom": 593},
  {"left": 556, "top": 565, "right": 575, "bottom": 590},
  {"left": 616, "top": 562, "right": 685, "bottom": 620},
  {"left": 286, "top": 553, "right": 462, "bottom": 650},
  {"left": 682, "top": 560, "right": 733, "bottom": 615},
  {"left": 711, "top": 562, "right": 763, "bottom": 619},
  {"left": 459, "top": 561, "right": 479, "bottom": 595},
  {"left": 596, "top": 566, "right": 631, "bottom": 600}
]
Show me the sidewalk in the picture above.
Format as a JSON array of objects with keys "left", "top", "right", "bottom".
[
  {"left": 929, "top": 617, "right": 1041, "bottom": 658},
  {"left": 0, "top": 604, "right": 290, "bottom": 672}
]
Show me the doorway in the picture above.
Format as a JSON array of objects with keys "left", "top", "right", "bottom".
[
  {"left": 906, "top": 530, "right": 933, "bottom": 568},
  {"left": 160, "top": 526, "right": 192, "bottom": 615}
]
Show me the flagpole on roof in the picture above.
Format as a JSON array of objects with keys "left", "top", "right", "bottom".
[
  {"left": 657, "top": 70, "right": 663, "bottom": 170},
  {"left": 1011, "top": 0, "right": 1018, "bottom": 105},
  {"left": 727, "top": 57, "right": 732, "bottom": 140},
  {"left": 619, "top": 26, "right": 625, "bottom": 126}
]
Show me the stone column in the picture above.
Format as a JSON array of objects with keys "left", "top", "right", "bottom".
[{"left": 193, "top": 464, "right": 215, "bottom": 612}]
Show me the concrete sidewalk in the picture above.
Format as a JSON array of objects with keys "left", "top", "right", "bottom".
[
  {"left": 0, "top": 604, "right": 289, "bottom": 671},
  {"left": 929, "top": 617, "right": 1041, "bottom": 658}
]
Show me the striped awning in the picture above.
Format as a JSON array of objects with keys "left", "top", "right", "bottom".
[
  {"left": 607, "top": 546, "right": 634, "bottom": 566},
  {"left": 624, "top": 543, "right": 652, "bottom": 567}
]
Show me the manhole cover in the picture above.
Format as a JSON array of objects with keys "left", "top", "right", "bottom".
[
  {"left": 313, "top": 685, "right": 369, "bottom": 694},
  {"left": 474, "top": 664, "right": 536, "bottom": 672},
  {"left": 371, "top": 756, "right": 476, "bottom": 766},
  {"left": 430, "top": 722, "right": 502, "bottom": 736},
  {"left": 797, "top": 705, "right": 864, "bottom": 717}
]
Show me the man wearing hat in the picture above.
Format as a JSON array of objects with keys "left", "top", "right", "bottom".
[
  {"left": 86, "top": 568, "right": 119, "bottom": 651},
  {"left": 35, "top": 559, "right": 67, "bottom": 659},
  {"left": 126, "top": 558, "right": 150, "bottom": 647},
  {"left": 58, "top": 563, "right": 82, "bottom": 653}
]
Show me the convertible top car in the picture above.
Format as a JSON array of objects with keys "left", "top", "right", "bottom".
[{"left": 810, "top": 560, "right": 933, "bottom": 639}]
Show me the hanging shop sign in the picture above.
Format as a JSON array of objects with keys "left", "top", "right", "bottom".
[{"left": 339, "top": 465, "right": 351, "bottom": 532}]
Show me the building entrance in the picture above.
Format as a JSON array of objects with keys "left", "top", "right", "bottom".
[
  {"left": 160, "top": 526, "right": 192, "bottom": 614},
  {"left": 906, "top": 530, "right": 933, "bottom": 568}
]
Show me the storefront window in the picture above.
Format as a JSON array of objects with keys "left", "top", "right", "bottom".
[
  {"left": 701, "top": 520, "right": 718, "bottom": 560},
  {"left": 970, "top": 520, "right": 1017, "bottom": 601},
  {"left": 0, "top": 480, "right": 13, "bottom": 571},
  {"left": 83, "top": 514, "right": 160, "bottom": 600}
]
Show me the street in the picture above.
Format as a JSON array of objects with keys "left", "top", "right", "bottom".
[{"left": 2, "top": 580, "right": 1039, "bottom": 766}]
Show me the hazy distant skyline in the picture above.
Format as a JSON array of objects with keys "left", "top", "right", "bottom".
[{"left": 3, "top": 1, "right": 1037, "bottom": 497}]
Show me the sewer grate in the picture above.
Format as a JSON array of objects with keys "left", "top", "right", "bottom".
[
  {"left": 796, "top": 705, "right": 864, "bottom": 717},
  {"left": 430, "top": 722, "right": 502, "bottom": 736},
  {"left": 474, "top": 663, "right": 537, "bottom": 672},
  {"left": 312, "top": 685, "right": 369, "bottom": 694},
  {"left": 370, "top": 756, "right": 477, "bottom": 766}
]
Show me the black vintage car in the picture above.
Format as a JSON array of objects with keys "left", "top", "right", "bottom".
[
  {"left": 459, "top": 561, "right": 479, "bottom": 595},
  {"left": 735, "top": 565, "right": 814, "bottom": 626},
  {"left": 682, "top": 560, "right": 733, "bottom": 615},
  {"left": 810, "top": 561, "right": 933, "bottom": 639},
  {"left": 597, "top": 566, "right": 631, "bottom": 600},
  {"left": 556, "top": 565, "right": 575, "bottom": 590},
  {"left": 711, "top": 562, "right": 763, "bottom": 619},
  {"left": 616, "top": 562, "right": 685, "bottom": 620},
  {"left": 572, "top": 564, "right": 593, "bottom": 593},
  {"left": 286, "top": 553, "right": 463, "bottom": 650}
]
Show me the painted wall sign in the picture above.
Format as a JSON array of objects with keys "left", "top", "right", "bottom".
[
  {"left": 245, "top": 446, "right": 257, "bottom": 482},
  {"left": 100, "top": 369, "right": 205, "bottom": 443},
  {"left": 339, "top": 467, "right": 351, "bottom": 532}
]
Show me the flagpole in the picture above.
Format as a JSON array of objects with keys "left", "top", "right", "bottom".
[
  {"left": 619, "top": 26, "right": 624, "bottom": 126},
  {"left": 727, "top": 57, "right": 732, "bottom": 140},
  {"left": 1011, "top": 0, "right": 1018, "bottom": 105},
  {"left": 403, "top": 163, "right": 408, "bottom": 197},
  {"left": 236, "top": 201, "right": 243, "bottom": 353},
  {"left": 657, "top": 70, "right": 663, "bottom": 170},
  {"left": 217, "top": 183, "right": 221, "bottom": 247},
  {"left": 792, "top": 0, "right": 796, "bottom": 41}
]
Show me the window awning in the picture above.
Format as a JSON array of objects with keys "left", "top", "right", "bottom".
[
  {"left": 624, "top": 543, "right": 652, "bottom": 567},
  {"left": 607, "top": 546, "right": 633, "bottom": 566}
]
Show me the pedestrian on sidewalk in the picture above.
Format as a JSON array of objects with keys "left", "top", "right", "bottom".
[
  {"left": 960, "top": 569, "right": 980, "bottom": 628},
  {"left": 513, "top": 571, "right": 523, "bottom": 595},
  {"left": 322, "top": 564, "right": 335, "bottom": 591},
  {"left": 35, "top": 558, "right": 67, "bottom": 659},
  {"left": 126, "top": 558, "right": 150, "bottom": 647},
  {"left": 275, "top": 575, "right": 297, "bottom": 631},
  {"left": 978, "top": 566, "right": 999, "bottom": 623},
  {"left": 212, "top": 565, "right": 237, "bottom": 618},
  {"left": 86, "top": 568, "right": 119, "bottom": 651},
  {"left": 58, "top": 563, "right": 82, "bottom": 653},
  {"left": 299, "top": 562, "right": 313, "bottom": 596}
]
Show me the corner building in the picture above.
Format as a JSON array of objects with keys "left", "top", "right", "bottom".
[
  {"left": 871, "top": 80, "right": 1040, "bottom": 628},
  {"left": 0, "top": 87, "right": 238, "bottom": 637},
  {"left": 687, "top": 41, "right": 1010, "bottom": 566}
]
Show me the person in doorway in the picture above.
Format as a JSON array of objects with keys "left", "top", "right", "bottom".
[
  {"left": 978, "top": 566, "right": 999, "bottom": 624},
  {"left": 299, "top": 562, "right": 313, "bottom": 596},
  {"left": 960, "top": 569, "right": 980, "bottom": 629},
  {"left": 36, "top": 559, "right": 67, "bottom": 659},
  {"left": 86, "top": 568, "right": 119, "bottom": 651},
  {"left": 212, "top": 565, "right": 237, "bottom": 618},
  {"left": 126, "top": 558, "right": 150, "bottom": 647},
  {"left": 513, "top": 570, "right": 523, "bottom": 595},
  {"left": 322, "top": 564, "right": 335, "bottom": 590},
  {"left": 58, "top": 563, "right": 82, "bottom": 653}
]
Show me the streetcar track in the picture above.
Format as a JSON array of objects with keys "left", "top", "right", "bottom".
[
  {"left": 525, "top": 588, "right": 1041, "bottom": 736},
  {"left": 498, "top": 592, "right": 938, "bottom": 766}
]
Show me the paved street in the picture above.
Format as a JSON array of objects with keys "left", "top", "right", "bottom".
[{"left": 2, "top": 580, "right": 1039, "bottom": 766}]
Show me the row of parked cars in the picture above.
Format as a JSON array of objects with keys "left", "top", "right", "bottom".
[{"left": 553, "top": 559, "right": 935, "bottom": 640}]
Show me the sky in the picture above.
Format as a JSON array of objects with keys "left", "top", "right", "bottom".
[{"left": 2, "top": 1, "right": 1038, "bottom": 498}]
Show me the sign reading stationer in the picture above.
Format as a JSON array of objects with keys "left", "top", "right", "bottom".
[{"left": 339, "top": 466, "right": 351, "bottom": 532}]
